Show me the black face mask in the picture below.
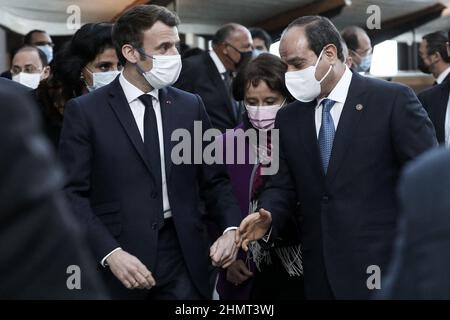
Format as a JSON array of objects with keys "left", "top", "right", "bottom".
[
  {"left": 226, "top": 42, "right": 254, "bottom": 70},
  {"left": 418, "top": 55, "right": 431, "bottom": 74}
]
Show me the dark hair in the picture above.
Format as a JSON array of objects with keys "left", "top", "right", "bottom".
[
  {"left": 24, "top": 29, "right": 46, "bottom": 45},
  {"left": 112, "top": 4, "right": 180, "bottom": 65},
  {"left": 249, "top": 27, "right": 272, "bottom": 50},
  {"left": 36, "top": 22, "right": 114, "bottom": 124},
  {"left": 285, "top": 16, "right": 344, "bottom": 62},
  {"left": 212, "top": 23, "right": 240, "bottom": 46},
  {"left": 232, "top": 53, "right": 292, "bottom": 102},
  {"left": 340, "top": 26, "right": 367, "bottom": 52},
  {"left": 13, "top": 45, "right": 48, "bottom": 66},
  {"left": 423, "top": 31, "right": 450, "bottom": 63}
]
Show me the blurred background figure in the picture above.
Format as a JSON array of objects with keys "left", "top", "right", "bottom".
[
  {"left": 11, "top": 45, "right": 50, "bottom": 89},
  {"left": 216, "top": 53, "right": 303, "bottom": 300},
  {"left": 24, "top": 29, "right": 55, "bottom": 64},
  {"left": 0, "top": 78, "right": 106, "bottom": 299},
  {"left": 1, "top": 29, "right": 54, "bottom": 80},
  {"left": 418, "top": 31, "right": 450, "bottom": 85},
  {"left": 175, "top": 23, "right": 253, "bottom": 132},
  {"left": 341, "top": 26, "right": 372, "bottom": 73},
  {"left": 249, "top": 27, "right": 272, "bottom": 53},
  {"left": 418, "top": 28, "right": 450, "bottom": 146},
  {"left": 35, "top": 22, "right": 121, "bottom": 148},
  {"left": 379, "top": 147, "right": 450, "bottom": 299}
]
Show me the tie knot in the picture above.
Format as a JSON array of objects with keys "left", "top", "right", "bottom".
[
  {"left": 321, "top": 99, "right": 335, "bottom": 113},
  {"left": 139, "top": 94, "right": 154, "bottom": 108}
]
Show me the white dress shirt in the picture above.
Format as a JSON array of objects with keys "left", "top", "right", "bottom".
[
  {"left": 209, "top": 49, "right": 227, "bottom": 80},
  {"left": 101, "top": 73, "right": 172, "bottom": 266},
  {"left": 437, "top": 66, "right": 450, "bottom": 85},
  {"left": 444, "top": 91, "right": 450, "bottom": 147},
  {"left": 315, "top": 66, "right": 353, "bottom": 137}
]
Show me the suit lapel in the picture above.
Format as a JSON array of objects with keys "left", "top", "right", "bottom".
[
  {"left": 326, "top": 73, "right": 366, "bottom": 185},
  {"left": 434, "top": 82, "right": 450, "bottom": 143},
  {"left": 159, "top": 87, "right": 176, "bottom": 182},
  {"left": 107, "top": 78, "right": 155, "bottom": 179},
  {"left": 204, "top": 53, "right": 237, "bottom": 122}
]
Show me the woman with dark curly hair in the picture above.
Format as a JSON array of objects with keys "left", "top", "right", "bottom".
[
  {"left": 35, "top": 23, "right": 122, "bottom": 147},
  {"left": 216, "top": 53, "right": 304, "bottom": 300}
]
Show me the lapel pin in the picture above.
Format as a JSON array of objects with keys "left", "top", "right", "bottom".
[{"left": 356, "top": 104, "right": 363, "bottom": 111}]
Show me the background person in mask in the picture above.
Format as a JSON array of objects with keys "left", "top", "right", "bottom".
[
  {"left": 215, "top": 53, "right": 304, "bottom": 300},
  {"left": 417, "top": 29, "right": 450, "bottom": 145},
  {"left": 0, "top": 29, "right": 54, "bottom": 80},
  {"left": 35, "top": 23, "right": 121, "bottom": 148},
  {"left": 59, "top": 4, "right": 242, "bottom": 300},
  {"left": 418, "top": 31, "right": 450, "bottom": 85},
  {"left": 175, "top": 23, "right": 254, "bottom": 132},
  {"left": 10, "top": 45, "right": 50, "bottom": 89},
  {"left": 341, "top": 26, "right": 372, "bottom": 73},
  {"left": 237, "top": 15, "right": 437, "bottom": 299}
]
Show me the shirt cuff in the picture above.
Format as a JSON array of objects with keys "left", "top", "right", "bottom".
[
  {"left": 262, "top": 227, "right": 272, "bottom": 243},
  {"left": 223, "top": 226, "right": 238, "bottom": 235},
  {"left": 101, "top": 247, "right": 122, "bottom": 267}
]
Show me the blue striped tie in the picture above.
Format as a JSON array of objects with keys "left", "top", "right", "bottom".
[{"left": 318, "top": 99, "right": 336, "bottom": 174}]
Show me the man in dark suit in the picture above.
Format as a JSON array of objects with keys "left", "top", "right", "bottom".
[
  {"left": 377, "top": 147, "right": 450, "bottom": 299},
  {"left": 0, "top": 78, "right": 105, "bottom": 299},
  {"left": 418, "top": 31, "right": 450, "bottom": 85},
  {"left": 174, "top": 23, "right": 253, "bottom": 132},
  {"left": 418, "top": 29, "right": 450, "bottom": 145},
  {"left": 59, "top": 5, "right": 241, "bottom": 300},
  {"left": 238, "top": 16, "right": 437, "bottom": 299}
]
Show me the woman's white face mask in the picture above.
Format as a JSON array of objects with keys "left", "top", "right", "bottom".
[
  {"left": 85, "top": 70, "right": 121, "bottom": 92},
  {"left": 136, "top": 49, "right": 182, "bottom": 89},
  {"left": 285, "top": 48, "right": 332, "bottom": 102}
]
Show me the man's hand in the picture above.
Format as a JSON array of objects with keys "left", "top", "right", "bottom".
[
  {"left": 237, "top": 208, "right": 272, "bottom": 251},
  {"left": 210, "top": 229, "right": 239, "bottom": 268},
  {"left": 106, "top": 249, "right": 156, "bottom": 290},
  {"left": 226, "top": 260, "right": 253, "bottom": 286}
]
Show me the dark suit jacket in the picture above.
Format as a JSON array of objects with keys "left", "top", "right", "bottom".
[
  {"left": 418, "top": 78, "right": 450, "bottom": 144},
  {"left": 174, "top": 51, "right": 242, "bottom": 132},
  {"left": 378, "top": 147, "right": 450, "bottom": 299},
  {"left": 59, "top": 77, "right": 241, "bottom": 298},
  {"left": 258, "top": 72, "right": 437, "bottom": 299},
  {"left": 0, "top": 78, "right": 105, "bottom": 299}
]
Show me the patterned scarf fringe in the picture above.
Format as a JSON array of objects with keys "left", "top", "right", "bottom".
[{"left": 248, "top": 241, "right": 303, "bottom": 276}]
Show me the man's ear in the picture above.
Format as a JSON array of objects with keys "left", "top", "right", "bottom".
[
  {"left": 122, "top": 44, "right": 138, "bottom": 64},
  {"left": 42, "top": 66, "right": 51, "bottom": 79},
  {"left": 324, "top": 44, "right": 338, "bottom": 64}
]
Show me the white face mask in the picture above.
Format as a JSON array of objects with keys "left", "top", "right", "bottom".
[
  {"left": 137, "top": 53, "right": 182, "bottom": 89},
  {"left": 285, "top": 48, "right": 332, "bottom": 102},
  {"left": 36, "top": 45, "right": 53, "bottom": 64},
  {"left": 245, "top": 99, "right": 286, "bottom": 130},
  {"left": 86, "top": 70, "right": 120, "bottom": 92},
  {"left": 12, "top": 72, "right": 42, "bottom": 89}
]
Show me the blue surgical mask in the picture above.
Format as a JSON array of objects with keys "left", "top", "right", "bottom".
[
  {"left": 356, "top": 54, "right": 372, "bottom": 72},
  {"left": 37, "top": 45, "right": 53, "bottom": 64}
]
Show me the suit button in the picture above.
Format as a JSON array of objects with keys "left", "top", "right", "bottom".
[
  {"left": 151, "top": 191, "right": 158, "bottom": 199},
  {"left": 152, "top": 222, "right": 158, "bottom": 230},
  {"left": 322, "top": 195, "right": 329, "bottom": 202}
]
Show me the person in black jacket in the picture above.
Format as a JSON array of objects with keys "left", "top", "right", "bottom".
[
  {"left": 238, "top": 16, "right": 437, "bottom": 300},
  {"left": 379, "top": 147, "right": 450, "bottom": 299},
  {"left": 174, "top": 23, "right": 254, "bottom": 132},
  {"left": 418, "top": 29, "right": 450, "bottom": 146},
  {"left": 0, "top": 78, "right": 106, "bottom": 299}
]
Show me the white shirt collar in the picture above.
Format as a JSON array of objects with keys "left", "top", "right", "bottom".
[
  {"left": 316, "top": 66, "right": 353, "bottom": 108},
  {"left": 209, "top": 49, "right": 227, "bottom": 75},
  {"left": 437, "top": 66, "right": 450, "bottom": 84},
  {"left": 119, "top": 72, "right": 159, "bottom": 104}
]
